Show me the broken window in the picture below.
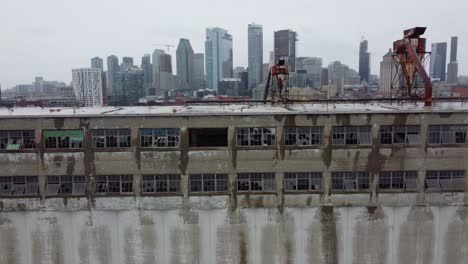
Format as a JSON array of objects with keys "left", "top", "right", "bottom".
[
  {"left": 140, "top": 128, "right": 180, "bottom": 148},
  {"left": 0, "top": 130, "right": 36, "bottom": 150},
  {"left": 284, "top": 172, "right": 323, "bottom": 191},
  {"left": 380, "top": 126, "right": 420, "bottom": 145},
  {"left": 0, "top": 176, "right": 38, "bottom": 196},
  {"left": 331, "top": 172, "right": 370, "bottom": 191},
  {"left": 189, "top": 173, "right": 228, "bottom": 193},
  {"left": 285, "top": 127, "right": 323, "bottom": 146},
  {"left": 44, "top": 130, "right": 83, "bottom": 149},
  {"left": 428, "top": 125, "right": 468, "bottom": 144},
  {"left": 236, "top": 127, "right": 276, "bottom": 146},
  {"left": 95, "top": 175, "right": 133, "bottom": 194},
  {"left": 46, "top": 175, "right": 85, "bottom": 195},
  {"left": 237, "top": 172, "right": 276, "bottom": 192},
  {"left": 92, "top": 129, "right": 131, "bottom": 148},
  {"left": 332, "top": 126, "right": 371, "bottom": 145},
  {"left": 379, "top": 171, "right": 418, "bottom": 191},
  {"left": 189, "top": 128, "right": 228, "bottom": 147},
  {"left": 425, "top": 170, "right": 465, "bottom": 191},
  {"left": 142, "top": 174, "right": 180, "bottom": 193}
]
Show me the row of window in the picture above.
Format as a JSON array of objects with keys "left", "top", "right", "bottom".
[
  {"left": 1, "top": 171, "right": 464, "bottom": 196},
  {"left": 2, "top": 125, "right": 466, "bottom": 150}
]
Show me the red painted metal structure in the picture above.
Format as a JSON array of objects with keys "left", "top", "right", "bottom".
[
  {"left": 264, "top": 59, "right": 290, "bottom": 102},
  {"left": 392, "top": 27, "right": 433, "bottom": 106}
]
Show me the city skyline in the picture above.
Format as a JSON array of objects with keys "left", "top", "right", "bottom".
[{"left": 1, "top": 0, "right": 468, "bottom": 89}]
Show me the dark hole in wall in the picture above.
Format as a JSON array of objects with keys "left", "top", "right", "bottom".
[{"left": 188, "top": 128, "right": 228, "bottom": 147}]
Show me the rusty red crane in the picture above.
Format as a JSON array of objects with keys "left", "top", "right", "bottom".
[
  {"left": 392, "top": 27, "right": 433, "bottom": 106},
  {"left": 263, "top": 59, "right": 289, "bottom": 102}
]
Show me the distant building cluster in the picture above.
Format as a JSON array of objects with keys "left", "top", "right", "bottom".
[{"left": 1, "top": 26, "right": 465, "bottom": 107}]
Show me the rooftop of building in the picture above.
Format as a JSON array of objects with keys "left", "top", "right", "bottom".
[{"left": 0, "top": 100, "right": 467, "bottom": 118}]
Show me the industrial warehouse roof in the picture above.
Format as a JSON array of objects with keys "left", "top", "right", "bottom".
[{"left": 0, "top": 101, "right": 468, "bottom": 118}]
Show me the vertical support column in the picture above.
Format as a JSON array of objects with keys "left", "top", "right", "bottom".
[
  {"left": 36, "top": 128, "right": 46, "bottom": 200},
  {"left": 179, "top": 127, "right": 189, "bottom": 198},
  {"left": 276, "top": 125, "right": 285, "bottom": 210},
  {"left": 227, "top": 126, "right": 238, "bottom": 210},
  {"left": 370, "top": 124, "right": 379, "bottom": 203},
  {"left": 419, "top": 122, "right": 428, "bottom": 199},
  {"left": 322, "top": 124, "right": 333, "bottom": 204},
  {"left": 131, "top": 127, "right": 141, "bottom": 196}
]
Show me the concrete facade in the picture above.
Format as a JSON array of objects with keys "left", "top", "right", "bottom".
[{"left": 0, "top": 103, "right": 467, "bottom": 264}]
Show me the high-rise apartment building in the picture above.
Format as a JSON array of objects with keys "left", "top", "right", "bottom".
[
  {"left": 380, "top": 49, "right": 394, "bottom": 96},
  {"left": 205, "top": 27, "right": 233, "bottom": 93},
  {"left": 359, "top": 39, "right": 371, "bottom": 83},
  {"left": 72, "top": 68, "right": 103, "bottom": 107},
  {"left": 176, "top": 39, "right": 195, "bottom": 91},
  {"left": 193, "top": 53, "right": 205, "bottom": 90},
  {"left": 141, "top": 54, "right": 153, "bottom": 96},
  {"left": 152, "top": 49, "right": 165, "bottom": 94},
  {"left": 274, "top": 30, "right": 297, "bottom": 72},
  {"left": 112, "top": 67, "right": 144, "bottom": 106},
  {"left": 248, "top": 23, "right": 263, "bottom": 90},
  {"left": 447, "top": 37, "right": 458, "bottom": 83},
  {"left": 91, "top": 57, "right": 104, "bottom": 72},
  {"left": 106, "top": 55, "right": 119, "bottom": 97},
  {"left": 430, "top": 42, "right": 447, "bottom": 81}
]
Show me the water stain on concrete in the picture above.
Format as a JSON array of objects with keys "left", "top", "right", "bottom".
[
  {"left": 353, "top": 207, "right": 388, "bottom": 264},
  {"left": 320, "top": 206, "right": 339, "bottom": 264},
  {"left": 32, "top": 228, "right": 64, "bottom": 264},
  {"left": 215, "top": 224, "right": 247, "bottom": 264},
  {"left": 0, "top": 227, "right": 18, "bottom": 264},
  {"left": 170, "top": 225, "right": 200, "bottom": 264},
  {"left": 79, "top": 226, "right": 112, "bottom": 264},
  {"left": 398, "top": 206, "right": 434, "bottom": 264},
  {"left": 444, "top": 206, "right": 468, "bottom": 263}
]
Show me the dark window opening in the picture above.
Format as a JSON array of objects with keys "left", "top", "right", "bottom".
[
  {"left": 189, "top": 128, "right": 228, "bottom": 147},
  {"left": 46, "top": 175, "right": 85, "bottom": 195},
  {"left": 0, "top": 130, "right": 36, "bottom": 150}
]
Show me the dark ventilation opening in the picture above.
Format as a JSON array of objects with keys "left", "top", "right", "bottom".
[{"left": 189, "top": 128, "right": 228, "bottom": 147}]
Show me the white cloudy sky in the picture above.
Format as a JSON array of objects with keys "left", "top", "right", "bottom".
[{"left": 0, "top": 0, "right": 466, "bottom": 89}]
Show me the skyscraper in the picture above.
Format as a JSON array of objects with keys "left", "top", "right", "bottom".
[
  {"left": 296, "top": 57, "right": 322, "bottom": 88},
  {"left": 141, "top": 54, "right": 153, "bottom": 96},
  {"left": 359, "top": 39, "right": 371, "bottom": 83},
  {"left": 274, "top": 30, "right": 297, "bottom": 72},
  {"left": 380, "top": 49, "right": 394, "bottom": 96},
  {"left": 159, "top": 54, "right": 173, "bottom": 93},
  {"left": 447, "top": 37, "right": 458, "bottom": 83},
  {"left": 152, "top": 49, "right": 165, "bottom": 94},
  {"left": 430, "top": 42, "right": 447, "bottom": 81},
  {"left": 72, "top": 68, "right": 103, "bottom": 107},
  {"left": 450, "top": 36, "right": 458, "bottom": 63},
  {"left": 121, "top": 57, "right": 134, "bottom": 72},
  {"left": 248, "top": 23, "right": 263, "bottom": 90},
  {"left": 193, "top": 53, "right": 205, "bottom": 90},
  {"left": 205, "top": 27, "right": 233, "bottom": 93},
  {"left": 106, "top": 55, "right": 119, "bottom": 97},
  {"left": 176, "top": 39, "right": 195, "bottom": 91},
  {"left": 328, "top": 61, "right": 345, "bottom": 96},
  {"left": 91, "top": 57, "right": 104, "bottom": 72},
  {"left": 112, "top": 67, "right": 144, "bottom": 106}
]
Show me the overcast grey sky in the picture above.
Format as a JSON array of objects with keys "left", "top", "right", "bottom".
[{"left": 0, "top": 0, "right": 466, "bottom": 89}]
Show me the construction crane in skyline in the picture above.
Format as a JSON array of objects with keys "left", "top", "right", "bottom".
[{"left": 153, "top": 44, "right": 175, "bottom": 53}]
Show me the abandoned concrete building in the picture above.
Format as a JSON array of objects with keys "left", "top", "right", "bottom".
[{"left": 0, "top": 101, "right": 467, "bottom": 264}]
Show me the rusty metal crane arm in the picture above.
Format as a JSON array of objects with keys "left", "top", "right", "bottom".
[{"left": 394, "top": 39, "right": 433, "bottom": 106}]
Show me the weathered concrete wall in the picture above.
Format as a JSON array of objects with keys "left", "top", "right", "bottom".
[
  {"left": 1, "top": 112, "right": 468, "bottom": 263},
  {"left": 0, "top": 198, "right": 468, "bottom": 264}
]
